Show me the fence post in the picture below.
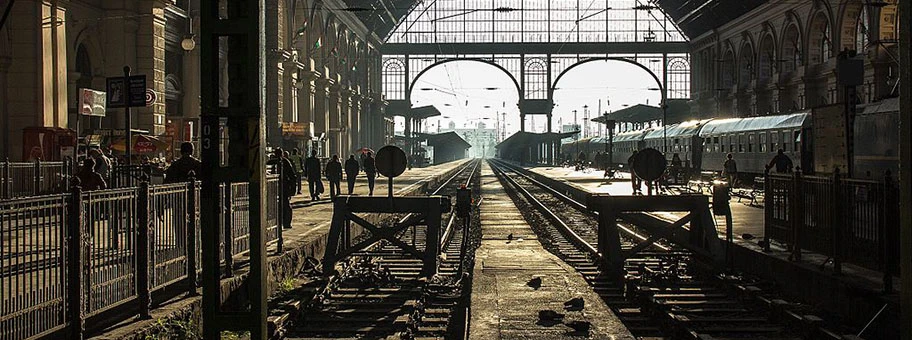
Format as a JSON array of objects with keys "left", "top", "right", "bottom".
[
  {"left": 277, "top": 166, "right": 284, "bottom": 254},
  {"left": 763, "top": 170, "right": 772, "bottom": 252},
  {"left": 186, "top": 176, "right": 199, "bottom": 296},
  {"left": 883, "top": 172, "right": 897, "bottom": 293},
  {"left": 34, "top": 158, "right": 41, "bottom": 195},
  {"left": 67, "top": 182, "right": 85, "bottom": 340},
  {"left": 790, "top": 170, "right": 803, "bottom": 261},
  {"left": 832, "top": 168, "right": 843, "bottom": 274},
  {"left": 223, "top": 184, "right": 234, "bottom": 277},
  {"left": 2, "top": 158, "right": 9, "bottom": 198},
  {"left": 136, "top": 180, "right": 152, "bottom": 319}
]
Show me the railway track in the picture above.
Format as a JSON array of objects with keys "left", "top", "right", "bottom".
[
  {"left": 282, "top": 159, "right": 481, "bottom": 339},
  {"left": 488, "top": 159, "right": 853, "bottom": 340}
]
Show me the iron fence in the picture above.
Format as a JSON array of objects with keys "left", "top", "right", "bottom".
[
  {"left": 1, "top": 180, "right": 203, "bottom": 340},
  {"left": 1, "top": 160, "right": 73, "bottom": 198},
  {"left": 109, "top": 164, "right": 152, "bottom": 188},
  {"left": 764, "top": 171, "right": 899, "bottom": 291},
  {"left": 221, "top": 175, "right": 283, "bottom": 276},
  {"left": 0, "top": 194, "right": 69, "bottom": 340}
]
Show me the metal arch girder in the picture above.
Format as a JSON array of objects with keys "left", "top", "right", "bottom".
[{"left": 381, "top": 42, "right": 691, "bottom": 55}]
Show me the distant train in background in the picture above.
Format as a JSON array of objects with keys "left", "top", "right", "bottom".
[{"left": 561, "top": 98, "right": 899, "bottom": 179}]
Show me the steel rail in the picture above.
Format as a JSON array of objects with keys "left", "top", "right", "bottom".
[
  {"left": 490, "top": 159, "right": 670, "bottom": 251},
  {"left": 488, "top": 160, "right": 600, "bottom": 259}
]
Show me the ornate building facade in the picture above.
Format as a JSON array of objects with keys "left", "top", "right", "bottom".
[
  {"left": 0, "top": 0, "right": 391, "bottom": 161},
  {"left": 688, "top": 0, "right": 900, "bottom": 117}
]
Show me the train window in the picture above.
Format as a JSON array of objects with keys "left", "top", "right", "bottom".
[
  {"left": 748, "top": 134, "right": 755, "bottom": 153},
  {"left": 794, "top": 130, "right": 801, "bottom": 151},
  {"left": 738, "top": 134, "right": 744, "bottom": 153},
  {"left": 760, "top": 133, "right": 767, "bottom": 153}
]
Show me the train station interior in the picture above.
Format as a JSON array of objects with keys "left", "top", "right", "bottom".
[{"left": 0, "top": 0, "right": 911, "bottom": 339}]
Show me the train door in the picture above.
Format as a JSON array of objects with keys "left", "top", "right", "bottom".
[{"left": 691, "top": 135, "right": 703, "bottom": 173}]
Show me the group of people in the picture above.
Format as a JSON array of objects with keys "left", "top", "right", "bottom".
[
  {"left": 75, "top": 148, "right": 116, "bottom": 191},
  {"left": 278, "top": 149, "right": 379, "bottom": 201}
]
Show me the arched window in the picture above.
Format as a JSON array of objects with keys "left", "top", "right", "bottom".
[
  {"left": 382, "top": 57, "right": 406, "bottom": 100},
  {"left": 524, "top": 58, "right": 548, "bottom": 99},
  {"left": 75, "top": 44, "right": 92, "bottom": 89},
  {"left": 721, "top": 50, "right": 736, "bottom": 89},
  {"left": 808, "top": 12, "right": 831, "bottom": 64},
  {"left": 738, "top": 43, "right": 754, "bottom": 87},
  {"left": 757, "top": 35, "right": 775, "bottom": 83},
  {"left": 855, "top": 6, "right": 869, "bottom": 53},
  {"left": 667, "top": 58, "right": 690, "bottom": 99},
  {"left": 781, "top": 25, "right": 801, "bottom": 73}
]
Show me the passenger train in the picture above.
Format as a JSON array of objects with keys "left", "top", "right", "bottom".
[{"left": 562, "top": 100, "right": 899, "bottom": 178}]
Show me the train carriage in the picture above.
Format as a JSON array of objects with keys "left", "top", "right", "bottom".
[
  {"left": 642, "top": 119, "right": 710, "bottom": 171},
  {"left": 698, "top": 112, "right": 810, "bottom": 175}
]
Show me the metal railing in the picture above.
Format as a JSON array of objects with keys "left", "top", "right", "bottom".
[
  {"left": 764, "top": 171, "right": 899, "bottom": 291},
  {"left": 109, "top": 164, "right": 153, "bottom": 188},
  {"left": 2, "top": 179, "right": 208, "bottom": 340},
  {"left": 220, "top": 175, "right": 283, "bottom": 276},
  {"left": 0, "top": 160, "right": 73, "bottom": 198}
]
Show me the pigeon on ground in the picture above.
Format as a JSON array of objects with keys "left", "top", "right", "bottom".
[
  {"left": 507, "top": 233, "right": 513, "bottom": 242},
  {"left": 527, "top": 277, "right": 542, "bottom": 290},
  {"left": 566, "top": 320, "right": 591, "bottom": 335},
  {"left": 563, "top": 297, "right": 584, "bottom": 311}
]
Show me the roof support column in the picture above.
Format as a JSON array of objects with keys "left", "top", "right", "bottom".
[{"left": 898, "top": 0, "right": 911, "bottom": 337}]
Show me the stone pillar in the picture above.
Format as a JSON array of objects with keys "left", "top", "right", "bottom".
[
  {"left": 313, "top": 77, "right": 332, "bottom": 157},
  {"left": 338, "top": 87, "right": 352, "bottom": 156},
  {"left": 5, "top": 1, "right": 69, "bottom": 160},
  {"left": 136, "top": 0, "right": 167, "bottom": 135},
  {"left": 361, "top": 95, "right": 373, "bottom": 149},
  {"left": 351, "top": 92, "right": 363, "bottom": 150},
  {"left": 328, "top": 82, "right": 342, "bottom": 157}
]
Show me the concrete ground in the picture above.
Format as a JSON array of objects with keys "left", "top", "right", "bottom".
[{"left": 469, "top": 162, "right": 634, "bottom": 340}]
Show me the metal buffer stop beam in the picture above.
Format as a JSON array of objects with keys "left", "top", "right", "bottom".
[
  {"left": 586, "top": 194, "right": 723, "bottom": 277},
  {"left": 323, "top": 195, "right": 452, "bottom": 278}
]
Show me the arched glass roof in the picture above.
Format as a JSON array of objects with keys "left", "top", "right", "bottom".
[{"left": 385, "top": 0, "right": 688, "bottom": 44}]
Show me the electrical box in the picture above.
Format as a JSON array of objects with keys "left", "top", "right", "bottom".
[{"left": 456, "top": 186, "right": 472, "bottom": 218}]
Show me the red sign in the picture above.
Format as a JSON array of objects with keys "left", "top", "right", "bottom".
[{"left": 134, "top": 140, "right": 157, "bottom": 153}]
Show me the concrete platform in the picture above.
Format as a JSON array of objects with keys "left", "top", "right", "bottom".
[
  {"left": 520, "top": 164, "right": 901, "bottom": 338},
  {"left": 469, "top": 163, "right": 634, "bottom": 339},
  {"left": 93, "top": 159, "right": 472, "bottom": 339}
]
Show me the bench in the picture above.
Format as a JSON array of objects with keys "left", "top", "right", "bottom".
[{"left": 731, "top": 177, "right": 764, "bottom": 206}]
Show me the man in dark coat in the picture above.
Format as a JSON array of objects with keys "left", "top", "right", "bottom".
[
  {"left": 271, "top": 148, "right": 297, "bottom": 229},
  {"left": 363, "top": 151, "right": 377, "bottom": 196},
  {"left": 766, "top": 149, "right": 793, "bottom": 173},
  {"left": 345, "top": 154, "right": 360, "bottom": 195},
  {"left": 325, "top": 154, "right": 343, "bottom": 200},
  {"left": 165, "top": 142, "right": 202, "bottom": 183},
  {"left": 76, "top": 157, "right": 107, "bottom": 191},
  {"left": 628, "top": 150, "right": 641, "bottom": 194},
  {"left": 304, "top": 150, "right": 323, "bottom": 200}
]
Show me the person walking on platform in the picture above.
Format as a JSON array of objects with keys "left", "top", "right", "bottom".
[
  {"left": 304, "top": 150, "right": 323, "bottom": 201},
  {"left": 627, "top": 150, "right": 641, "bottom": 194},
  {"left": 326, "top": 155, "right": 343, "bottom": 200},
  {"left": 165, "top": 142, "right": 201, "bottom": 184},
  {"left": 363, "top": 151, "right": 377, "bottom": 196},
  {"left": 76, "top": 157, "right": 107, "bottom": 191},
  {"left": 722, "top": 153, "right": 738, "bottom": 187},
  {"left": 271, "top": 148, "right": 297, "bottom": 229},
  {"left": 345, "top": 154, "right": 360, "bottom": 194},
  {"left": 766, "top": 149, "right": 793, "bottom": 174},
  {"left": 289, "top": 148, "right": 304, "bottom": 195},
  {"left": 90, "top": 148, "right": 112, "bottom": 182}
]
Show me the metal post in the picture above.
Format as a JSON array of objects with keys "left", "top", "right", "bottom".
[
  {"left": 223, "top": 184, "right": 234, "bottom": 277},
  {"left": 200, "top": 0, "right": 268, "bottom": 337},
  {"left": 67, "top": 184, "right": 85, "bottom": 340},
  {"left": 791, "top": 170, "right": 803, "bottom": 262},
  {"left": 33, "top": 158, "right": 41, "bottom": 195},
  {"left": 186, "top": 177, "right": 199, "bottom": 296},
  {"left": 423, "top": 199, "right": 442, "bottom": 277},
  {"left": 276, "top": 167, "right": 284, "bottom": 253},
  {"left": 898, "top": 0, "right": 912, "bottom": 336},
  {"left": 124, "top": 66, "right": 132, "bottom": 165},
  {"left": 2, "top": 158, "right": 8, "bottom": 198},
  {"left": 883, "top": 172, "right": 895, "bottom": 293},
  {"left": 832, "top": 169, "right": 842, "bottom": 274},
  {"left": 763, "top": 169, "right": 772, "bottom": 252},
  {"left": 136, "top": 180, "right": 152, "bottom": 319}
]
